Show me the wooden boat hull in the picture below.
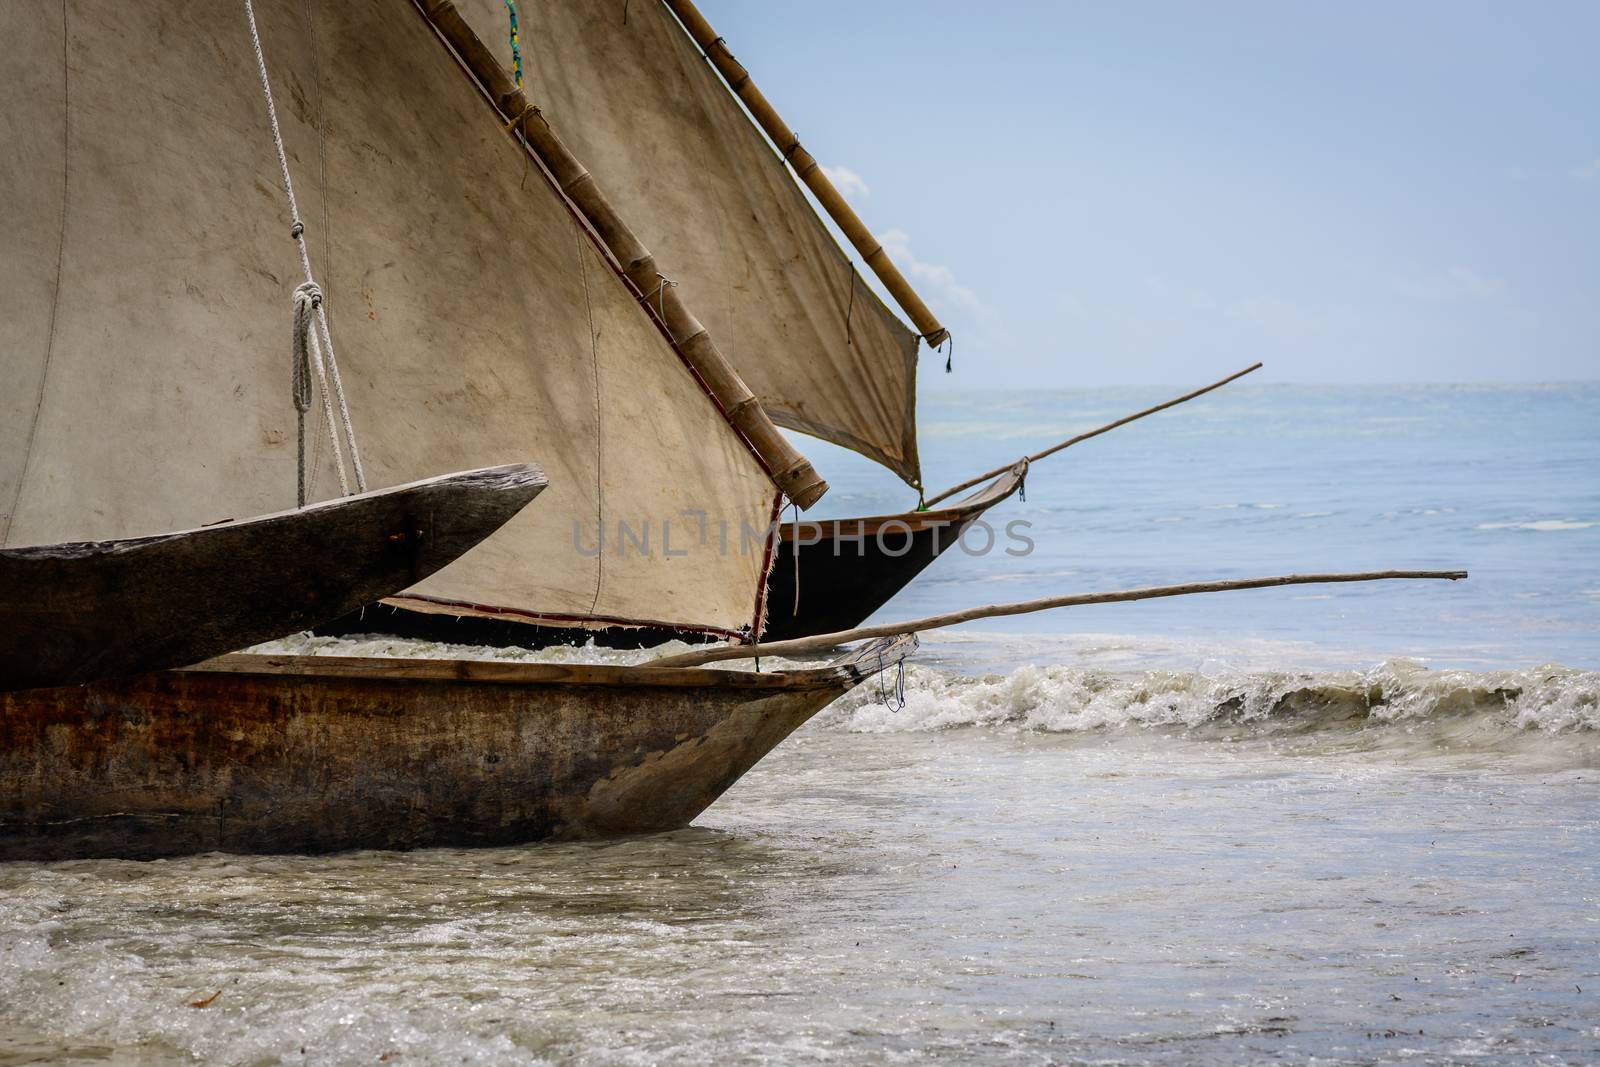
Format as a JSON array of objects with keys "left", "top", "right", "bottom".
[
  {"left": 0, "top": 464, "right": 546, "bottom": 692},
  {"left": 0, "top": 636, "right": 914, "bottom": 860},
  {"left": 317, "top": 464, "right": 1027, "bottom": 648},
  {"left": 760, "top": 463, "right": 1026, "bottom": 640}
]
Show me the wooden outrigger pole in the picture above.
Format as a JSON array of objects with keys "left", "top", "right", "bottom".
[
  {"left": 923, "top": 362, "right": 1265, "bottom": 508},
  {"left": 662, "top": 0, "right": 950, "bottom": 350},
  {"left": 651, "top": 570, "right": 1469, "bottom": 667},
  {"left": 419, "top": 0, "right": 828, "bottom": 509}
]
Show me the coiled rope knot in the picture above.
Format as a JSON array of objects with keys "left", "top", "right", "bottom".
[
  {"left": 291, "top": 282, "right": 322, "bottom": 415},
  {"left": 503, "top": 100, "right": 542, "bottom": 131},
  {"left": 289, "top": 219, "right": 305, "bottom": 239}
]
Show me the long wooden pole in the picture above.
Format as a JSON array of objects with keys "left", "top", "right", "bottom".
[
  {"left": 416, "top": 0, "right": 828, "bottom": 509},
  {"left": 662, "top": 0, "right": 950, "bottom": 349},
  {"left": 649, "top": 570, "right": 1468, "bottom": 668},
  {"left": 922, "top": 362, "right": 1263, "bottom": 508}
]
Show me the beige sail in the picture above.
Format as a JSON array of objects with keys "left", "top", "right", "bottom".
[
  {"left": 456, "top": 0, "right": 925, "bottom": 489},
  {"left": 0, "top": 0, "right": 787, "bottom": 638}
]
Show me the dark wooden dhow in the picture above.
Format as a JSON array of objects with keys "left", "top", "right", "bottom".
[
  {"left": 0, "top": 635, "right": 916, "bottom": 860},
  {"left": 0, "top": 464, "right": 546, "bottom": 692},
  {"left": 317, "top": 463, "right": 1029, "bottom": 649},
  {"left": 761, "top": 462, "right": 1030, "bottom": 641}
]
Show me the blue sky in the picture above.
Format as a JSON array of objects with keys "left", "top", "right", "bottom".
[{"left": 697, "top": 1, "right": 1598, "bottom": 387}]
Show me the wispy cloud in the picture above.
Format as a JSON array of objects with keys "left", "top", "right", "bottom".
[
  {"left": 878, "top": 228, "right": 987, "bottom": 317},
  {"left": 1507, "top": 160, "right": 1599, "bottom": 181},
  {"left": 1230, "top": 295, "right": 1322, "bottom": 344},
  {"left": 820, "top": 164, "right": 871, "bottom": 204},
  {"left": 1394, "top": 266, "right": 1503, "bottom": 302}
]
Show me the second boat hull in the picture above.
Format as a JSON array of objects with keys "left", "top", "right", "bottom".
[{"left": 0, "top": 638, "right": 913, "bottom": 861}]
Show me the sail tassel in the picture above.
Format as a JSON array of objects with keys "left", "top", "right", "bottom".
[
  {"left": 648, "top": 570, "right": 1470, "bottom": 668},
  {"left": 243, "top": 0, "right": 366, "bottom": 502},
  {"left": 921, "top": 362, "right": 1263, "bottom": 508}
]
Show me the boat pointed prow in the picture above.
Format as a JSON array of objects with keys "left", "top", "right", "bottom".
[{"left": 0, "top": 463, "right": 548, "bottom": 692}]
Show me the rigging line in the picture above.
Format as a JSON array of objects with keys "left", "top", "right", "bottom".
[
  {"left": 3, "top": 0, "right": 71, "bottom": 548},
  {"left": 790, "top": 502, "right": 801, "bottom": 615},
  {"left": 290, "top": 285, "right": 316, "bottom": 507},
  {"left": 242, "top": 0, "right": 365, "bottom": 497},
  {"left": 505, "top": 0, "right": 523, "bottom": 87},
  {"left": 301, "top": 0, "right": 331, "bottom": 501},
  {"left": 844, "top": 262, "right": 856, "bottom": 347}
]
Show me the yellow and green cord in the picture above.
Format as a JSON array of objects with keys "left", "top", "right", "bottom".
[{"left": 505, "top": 0, "right": 523, "bottom": 87}]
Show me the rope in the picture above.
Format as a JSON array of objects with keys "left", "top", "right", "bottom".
[
  {"left": 290, "top": 283, "right": 318, "bottom": 506},
  {"left": 505, "top": 0, "right": 523, "bottom": 87},
  {"left": 501, "top": 99, "right": 540, "bottom": 191},
  {"left": 243, "top": 0, "right": 366, "bottom": 499},
  {"left": 789, "top": 502, "right": 801, "bottom": 615},
  {"left": 876, "top": 648, "right": 907, "bottom": 712},
  {"left": 844, "top": 262, "right": 856, "bottom": 347},
  {"left": 640, "top": 272, "right": 677, "bottom": 320},
  {"left": 503, "top": 100, "right": 541, "bottom": 131}
]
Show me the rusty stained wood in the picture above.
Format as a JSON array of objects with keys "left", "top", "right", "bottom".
[
  {"left": 0, "top": 464, "right": 547, "bottom": 692},
  {"left": 0, "top": 635, "right": 916, "bottom": 860}
]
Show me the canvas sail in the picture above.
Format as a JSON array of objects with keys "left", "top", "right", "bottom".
[
  {"left": 455, "top": 0, "right": 925, "bottom": 489},
  {"left": 0, "top": 0, "right": 786, "bottom": 638}
]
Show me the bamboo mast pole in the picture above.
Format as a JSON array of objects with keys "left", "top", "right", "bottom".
[
  {"left": 922, "top": 362, "right": 1264, "bottom": 508},
  {"left": 662, "top": 0, "right": 950, "bottom": 350},
  {"left": 650, "top": 570, "right": 1468, "bottom": 668},
  {"left": 416, "top": 0, "right": 829, "bottom": 509}
]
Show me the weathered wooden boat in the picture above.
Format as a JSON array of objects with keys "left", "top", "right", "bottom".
[
  {"left": 0, "top": 635, "right": 915, "bottom": 860},
  {"left": 0, "top": 0, "right": 902, "bottom": 855},
  {"left": 0, "top": 464, "right": 545, "bottom": 692}
]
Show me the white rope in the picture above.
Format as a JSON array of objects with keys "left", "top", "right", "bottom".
[
  {"left": 292, "top": 281, "right": 345, "bottom": 502},
  {"left": 243, "top": 0, "right": 366, "bottom": 498}
]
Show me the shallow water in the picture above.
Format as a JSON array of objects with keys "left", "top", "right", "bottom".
[
  {"left": 4, "top": 385, "right": 1597, "bottom": 1064},
  {"left": 3, "top": 647, "right": 1597, "bottom": 1065}
]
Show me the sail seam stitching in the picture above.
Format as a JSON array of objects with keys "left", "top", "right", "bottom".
[
  {"left": 3, "top": 0, "right": 72, "bottom": 548},
  {"left": 577, "top": 232, "right": 605, "bottom": 616}
]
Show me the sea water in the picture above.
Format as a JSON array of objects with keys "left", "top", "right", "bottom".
[{"left": 2, "top": 384, "right": 1596, "bottom": 1064}]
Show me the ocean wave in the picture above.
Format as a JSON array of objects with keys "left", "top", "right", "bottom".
[
  {"left": 1477, "top": 519, "right": 1596, "bottom": 531},
  {"left": 256, "top": 634, "right": 1599, "bottom": 755},
  {"left": 819, "top": 659, "right": 1600, "bottom": 743}
]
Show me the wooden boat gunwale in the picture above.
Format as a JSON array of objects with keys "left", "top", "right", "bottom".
[
  {"left": 193, "top": 633, "right": 914, "bottom": 692},
  {"left": 0, "top": 464, "right": 545, "bottom": 558}
]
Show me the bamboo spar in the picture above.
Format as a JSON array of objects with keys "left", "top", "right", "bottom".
[
  {"left": 650, "top": 570, "right": 1470, "bottom": 667},
  {"left": 416, "top": 0, "right": 828, "bottom": 509},
  {"left": 662, "top": 0, "right": 950, "bottom": 350},
  {"left": 922, "top": 362, "right": 1265, "bottom": 508}
]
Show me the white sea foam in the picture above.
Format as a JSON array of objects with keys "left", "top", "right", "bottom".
[
  {"left": 819, "top": 659, "right": 1600, "bottom": 741},
  {"left": 252, "top": 634, "right": 1599, "bottom": 750},
  {"left": 1477, "top": 519, "right": 1596, "bottom": 531}
]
